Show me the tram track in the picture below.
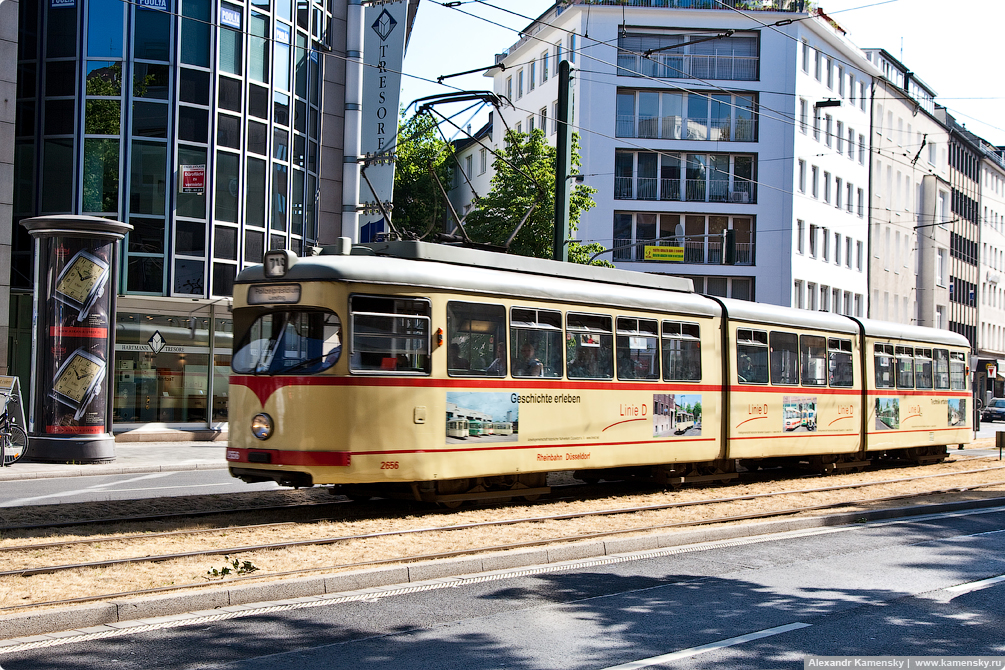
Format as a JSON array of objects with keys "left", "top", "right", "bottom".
[{"left": 1, "top": 462, "right": 1004, "bottom": 614}]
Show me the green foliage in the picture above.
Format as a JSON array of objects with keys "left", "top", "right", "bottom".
[
  {"left": 568, "top": 241, "right": 615, "bottom": 268},
  {"left": 465, "top": 128, "right": 597, "bottom": 260},
  {"left": 393, "top": 112, "right": 452, "bottom": 238},
  {"left": 207, "top": 556, "right": 260, "bottom": 578}
]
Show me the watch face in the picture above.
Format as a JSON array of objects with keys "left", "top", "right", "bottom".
[
  {"left": 53, "top": 352, "right": 104, "bottom": 404},
  {"left": 55, "top": 253, "right": 108, "bottom": 305}
]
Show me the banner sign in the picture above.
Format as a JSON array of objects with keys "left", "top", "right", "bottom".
[
  {"left": 644, "top": 246, "right": 685, "bottom": 261},
  {"left": 180, "top": 165, "right": 205, "bottom": 194},
  {"left": 50, "top": 0, "right": 75, "bottom": 7},
  {"left": 137, "top": 0, "right": 168, "bottom": 10},
  {"left": 275, "top": 23, "right": 291, "bottom": 45},
  {"left": 358, "top": 1, "right": 407, "bottom": 239}
]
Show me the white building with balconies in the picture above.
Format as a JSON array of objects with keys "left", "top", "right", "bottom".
[{"left": 465, "top": 0, "right": 875, "bottom": 310}]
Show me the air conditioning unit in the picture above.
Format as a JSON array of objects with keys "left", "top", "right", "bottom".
[{"left": 729, "top": 191, "right": 750, "bottom": 203}]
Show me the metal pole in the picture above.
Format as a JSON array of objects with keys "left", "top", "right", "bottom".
[{"left": 553, "top": 60, "right": 573, "bottom": 263}]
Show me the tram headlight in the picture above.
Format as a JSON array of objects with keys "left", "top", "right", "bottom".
[{"left": 251, "top": 413, "right": 274, "bottom": 440}]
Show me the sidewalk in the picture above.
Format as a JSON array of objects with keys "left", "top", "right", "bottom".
[{"left": 0, "top": 441, "right": 228, "bottom": 481}]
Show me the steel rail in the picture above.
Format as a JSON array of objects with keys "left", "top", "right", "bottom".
[
  {"left": 4, "top": 480, "right": 1004, "bottom": 614},
  {"left": 2, "top": 466, "right": 1003, "bottom": 578},
  {"left": 0, "top": 500, "right": 349, "bottom": 534},
  {"left": 2, "top": 465, "right": 1002, "bottom": 557}
]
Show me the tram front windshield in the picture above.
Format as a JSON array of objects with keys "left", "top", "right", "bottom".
[{"left": 232, "top": 310, "right": 342, "bottom": 375}]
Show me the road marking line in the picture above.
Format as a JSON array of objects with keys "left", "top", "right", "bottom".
[
  {"left": 596, "top": 622, "right": 812, "bottom": 670},
  {"left": 945, "top": 574, "right": 1005, "bottom": 594}
]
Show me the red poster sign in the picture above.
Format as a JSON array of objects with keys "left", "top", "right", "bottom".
[{"left": 181, "top": 165, "right": 205, "bottom": 194}]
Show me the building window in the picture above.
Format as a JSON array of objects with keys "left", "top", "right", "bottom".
[
  {"left": 813, "top": 108, "right": 821, "bottom": 141},
  {"left": 614, "top": 150, "right": 756, "bottom": 204},
  {"left": 517, "top": 69, "right": 523, "bottom": 98},
  {"left": 542, "top": 51, "right": 549, "bottom": 82},
  {"left": 825, "top": 115, "right": 833, "bottom": 147},
  {"left": 823, "top": 171, "right": 831, "bottom": 203},
  {"left": 936, "top": 248, "right": 946, "bottom": 286},
  {"left": 617, "top": 32, "right": 759, "bottom": 80},
  {"left": 857, "top": 240, "right": 863, "bottom": 271},
  {"left": 835, "top": 177, "right": 843, "bottom": 209},
  {"left": 845, "top": 237, "right": 852, "bottom": 268},
  {"left": 798, "top": 159, "right": 806, "bottom": 193},
  {"left": 834, "top": 232, "right": 841, "bottom": 265},
  {"left": 822, "top": 227, "right": 830, "bottom": 262},
  {"left": 479, "top": 148, "right": 487, "bottom": 174},
  {"left": 859, "top": 134, "right": 866, "bottom": 164},
  {"left": 797, "top": 219, "right": 804, "bottom": 254},
  {"left": 569, "top": 33, "right": 576, "bottom": 63},
  {"left": 848, "top": 128, "right": 855, "bottom": 159},
  {"left": 814, "top": 50, "right": 821, "bottom": 81},
  {"left": 809, "top": 224, "right": 818, "bottom": 258},
  {"left": 540, "top": 107, "right": 547, "bottom": 133},
  {"left": 802, "top": 41, "right": 810, "bottom": 73},
  {"left": 615, "top": 89, "right": 757, "bottom": 141},
  {"left": 808, "top": 282, "right": 817, "bottom": 310},
  {"left": 506, "top": 76, "right": 512, "bottom": 100},
  {"left": 836, "top": 121, "right": 844, "bottom": 153},
  {"left": 613, "top": 212, "right": 754, "bottom": 265},
  {"left": 794, "top": 279, "right": 804, "bottom": 308},
  {"left": 811, "top": 166, "right": 819, "bottom": 198},
  {"left": 799, "top": 98, "right": 807, "bottom": 133},
  {"left": 529, "top": 61, "right": 536, "bottom": 91},
  {"left": 857, "top": 187, "right": 864, "bottom": 217}
]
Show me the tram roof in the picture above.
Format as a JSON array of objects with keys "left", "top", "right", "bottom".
[
  {"left": 851, "top": 317, "right": 971, "bottom": 348},
  {"left": 718, "top": 298, "right": 860, "bottom": 335},
  {"left": 236, "top": 241, "right": 720, "bottom": 317}
]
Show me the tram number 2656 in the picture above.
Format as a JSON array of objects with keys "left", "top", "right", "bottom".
[{"left": 380, "top": 461, "right": 400, "bottom": 470}]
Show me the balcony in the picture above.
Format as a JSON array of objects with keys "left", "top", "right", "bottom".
[
  {"left": 617, "top": 175, "right": 756, "bottom": 204},
  {"left": 612, "top": 234, "right": 754, "bottom": 265},
  {"left": 617, "top": 52, "right": 759, "bottom": 81}
]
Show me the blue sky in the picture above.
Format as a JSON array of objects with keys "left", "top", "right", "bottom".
[{"left": 400, "top": 1, "right": 1005, "bottom": 145}]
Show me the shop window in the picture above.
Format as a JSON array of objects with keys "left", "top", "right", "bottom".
[{"left": 446, "top": 302, "right": 506, "bottom": 377}]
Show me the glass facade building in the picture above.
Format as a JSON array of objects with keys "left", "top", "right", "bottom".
[{"left": 12, "top": 0, "right": 339, "bottom": 430}]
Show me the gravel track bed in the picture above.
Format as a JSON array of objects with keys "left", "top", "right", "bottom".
[{"left": 1, "top": 454, "right": 1003, "bottom": 612}]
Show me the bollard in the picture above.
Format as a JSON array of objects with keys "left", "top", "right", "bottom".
[{"left": 998, "top": 431, "right": 1005, "bottom": 461}]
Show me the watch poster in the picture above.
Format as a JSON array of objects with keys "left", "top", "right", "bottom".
[{"left": 40, "top": 237, "right": 113, "bottom": 434}]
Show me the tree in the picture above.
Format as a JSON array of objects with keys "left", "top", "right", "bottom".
[
  {"left": 392, "top": 112, "right": 452, "bottom": 238},
  {"left": 466, "top": 128, "right": 601, "bottom": 263}
]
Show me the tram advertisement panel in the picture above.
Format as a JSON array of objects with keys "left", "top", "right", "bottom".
[
  {"left": 445, "top": 389, "right": 707, "bottom": 464},
  {"left": 39, "top": 238, "right": 112, "bottom": 434},
  {"left": 873, "top": 396, "right": 965, "bottom": 432}
]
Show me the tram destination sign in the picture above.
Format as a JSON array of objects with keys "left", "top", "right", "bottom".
[
  {"left": 248, "top": 284, "right": 302, "bottom": 305},
  {"left": 643, "top": 246, "right": 685, "bottom": 262}
]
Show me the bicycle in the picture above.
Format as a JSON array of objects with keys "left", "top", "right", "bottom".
[{"left": 0, "top": 394, "right": 28, "bottom": 465}]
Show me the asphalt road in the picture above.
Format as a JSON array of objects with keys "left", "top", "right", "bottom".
[
  {"left": 5, "top": 506, "right": 1003, "bottom": 668},
  {"left": 0, "top": 470, "right": 278, "bottom": 508}
]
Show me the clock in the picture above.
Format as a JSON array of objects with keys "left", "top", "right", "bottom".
[
  {"left": 51, "top": 348, "right": 106, "bottom": 420},
  {"left": 54, "top": 250, "right": 110, "bottom": 321}
]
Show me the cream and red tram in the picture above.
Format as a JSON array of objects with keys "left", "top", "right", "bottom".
[{"left": 227, "top": 242, "right": 970, "bottom": 502}]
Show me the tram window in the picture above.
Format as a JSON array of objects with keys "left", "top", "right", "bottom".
[
  {"left": 828, "top": 338, "right": 853, "bottom": 387},
  {"left": 662, "top": 321, "right": 701, "bottom": 382},
  {"left": 567, "top": 313, "right": 614, "bottom": 379},
  {"left": 800, "top": 335, "right": 827, "bottom": 386},
  {"left": 616, "top": 318, "right": 659, "bottom": 380},
  {"left": 874, "top": 343, "right": 895, "bottom": 388},
  {"left": 934, "top": 348, "right": 950, "bottom": 389},
  {"left": 349, "top": 295, "right": 430, "bottom": 374},
  {"left": 896, "top": 346, "right": 915, "bottom": 389},
  {"left": 769, "top": 331, "right": 799, "bottom": 385},
  {"left": 950, "top": 351, "right": 967, "bottom": 390},
  {"left": 915, "top": 348, "right": 934, "bottom": 389},
  {"left": 446, "top": 302, "right": 506, "bottom": 377},
  {"left": 232, "top": 309, "right": 342, "bottom": 375},
  {"left": 736, "top": 328, "right": 768, "bottom": 384},
  {"left": 510, "top": 307, "right": 563, "bottom": 378}
]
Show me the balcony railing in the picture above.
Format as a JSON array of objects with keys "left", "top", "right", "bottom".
[
  {"left": 617, "top": 53, "right": 759, "bottom": 80},
  {"left": 612, "top": 234, "right": 754, "bottom": 265},
  {"left": 617, "top": 176, "right": 756, "bottom": 203},
  {"left": 617, "top": 114, "right": 755, "bottom": 141}
]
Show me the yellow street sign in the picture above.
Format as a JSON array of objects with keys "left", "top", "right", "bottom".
[{"left": 643, "top": 246, "right": 684, "bottom": 261}]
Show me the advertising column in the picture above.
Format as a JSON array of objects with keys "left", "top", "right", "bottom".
[{"left": 21, "top": 216, "right": 132, "bottom": 463}]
